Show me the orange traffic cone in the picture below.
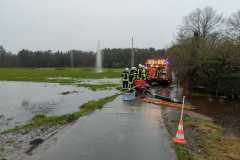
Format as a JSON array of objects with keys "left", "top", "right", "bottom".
[
  {"left": 173, "top": 96, "right": 186, "bottom": 144},
  {"left": 173, "top": 119, "right": 186, "bottom": 144}
]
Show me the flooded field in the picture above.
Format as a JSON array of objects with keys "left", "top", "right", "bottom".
[
  {"left": 48, "top": 77, "right": 120, "bottom": 85},
  {"left": 0, "top": 81, "right": 118, "bottom": 131},
  {"left": 149, "top": 85, "right": 240, "bottom": 136},
  {"left": 1, "top": 80, "right": 239, "bottom": 160},
  {"left": 78, "top": 78, "right": 120, "bottom": 84},
  {"left": 191, "top": 96, "right": 240, "bottom": 136}
]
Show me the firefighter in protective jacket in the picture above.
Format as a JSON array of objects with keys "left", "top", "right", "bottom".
[
  {"left": 121, "top": 68, "right": 129, "bottom": 90},
  {"left": 128, "top": 67, "right": 136, "bottom": 91}
]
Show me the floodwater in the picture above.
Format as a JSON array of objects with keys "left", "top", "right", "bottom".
[
  {"left": 151, "top": 85, "right": 183, "bottom": 102},
  {"left": 191, "top": 96, "right": 240, "bottom": 136},
  {"left": 148, "top": 84, "right": 240, "bottom": 136},
  {"left": 156, "top": 83, "right": 240, "bottom": 136},
  {"left": 39, "top": 97, "right": 177, "bottom": 160},
  {"left": 0, "top": 81, "right": 118, "bottom": 131},
  {"left": 2, "top": 79, "right": 239, "bottom": 159},
  {"left": 79, "top": 78, "right": 120, "bottom": 84},
  {"left": 48, "top": 77, "right": 120, "bottom": 84}
]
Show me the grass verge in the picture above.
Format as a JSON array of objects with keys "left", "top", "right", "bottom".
[
  {"left": 2, "top": 94, "right": 119, "bottom": 134},
  {"left": 165, "top": 111, "right": 240, "bottom": 160}
]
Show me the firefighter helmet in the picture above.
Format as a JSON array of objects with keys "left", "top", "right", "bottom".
[{"left": 131, "top": 67, "right": 137, "bottom": 70}]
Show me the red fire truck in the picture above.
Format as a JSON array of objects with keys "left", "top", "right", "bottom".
[{"left": 145, "top": 59, "right": 172, "bottom": 85}]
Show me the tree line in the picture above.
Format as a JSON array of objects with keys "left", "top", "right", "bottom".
[
  {"left": 102, "top": 48, "right": 165, "bottom": 68},
  {"left": 0, "top": 46, "right": 165, "bottom": 68},
  {"left": 167, "top": 7, "right": 240, "bottom": 98}
]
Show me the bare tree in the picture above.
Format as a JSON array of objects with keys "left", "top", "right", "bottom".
[
  {"left": 178, "top": 7, "right": 223, "bottom": 40},
  {"left": 227, "top": 10, "right": 240, "bottom": 39}
]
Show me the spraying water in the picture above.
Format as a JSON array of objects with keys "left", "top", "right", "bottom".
[{"left": 96, "top": 40, "right": 102, "bottom": 73}]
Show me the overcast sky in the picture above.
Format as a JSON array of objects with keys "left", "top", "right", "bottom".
[{"left": 0, "top": 0, "right": 239, "bottom": 53}]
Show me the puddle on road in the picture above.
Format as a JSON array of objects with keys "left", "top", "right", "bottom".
[{"left": 0, "top": 81, "right": 118, "bottom": 131}]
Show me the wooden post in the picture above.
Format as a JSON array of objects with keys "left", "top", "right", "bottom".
[{"left": 180, "top": 96, "right": 185, "bottom": 121}]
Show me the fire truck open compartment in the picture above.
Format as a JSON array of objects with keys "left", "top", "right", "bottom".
[{"left": 145, "top": 59, "right": 172, "bottom": 85}]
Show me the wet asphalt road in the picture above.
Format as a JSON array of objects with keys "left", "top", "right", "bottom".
[{"left": 40, "top": 96, "right": 177, "bottom": 160}]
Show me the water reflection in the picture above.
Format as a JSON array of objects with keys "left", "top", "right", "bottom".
[
  {"left": 191, "top": 96, "right": 240, "bottom": 136},
  {"left": 151, "top": 85, "right": 183, "bottom": 102}
]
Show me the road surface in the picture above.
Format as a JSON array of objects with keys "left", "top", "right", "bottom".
[{"left": 39, "top": 96, "right": 177, "bottom": 160}]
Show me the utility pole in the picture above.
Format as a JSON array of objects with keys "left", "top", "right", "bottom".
[{"left": 131, "top": 36, "right": 134, "bottom": 67}]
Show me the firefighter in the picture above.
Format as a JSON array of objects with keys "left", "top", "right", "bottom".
[
  {"left": 121, "top": 68, "right": 129, "bottom": 90},
  {"left": 145, "top": 66, "right": 148, "bottom": 79},
  {"left": 142, "top": 66, "right": 147, "bottom": 80},
  {"left": 156, "top": 67, "right": 162, "bottom": 78},
  {"left": 128, "top": 69, "right": 135, "bottom": 91},
  {"left": 131, "top": 67, "right": 138, "bottom": 81},
  {"left": 137, "top": 64, "right": 143, "bottom": 80}
]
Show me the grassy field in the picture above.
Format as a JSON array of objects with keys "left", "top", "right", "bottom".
[{"left": 0, "top": 68, "right": 122, "bottom": 82}]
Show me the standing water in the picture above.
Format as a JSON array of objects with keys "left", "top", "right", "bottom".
[
  {"left": 96, "top": 40, "right": 102, "bottom": 73},
  {"left": 0, "top": 81, "right": 118, "bottom": 132}
]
